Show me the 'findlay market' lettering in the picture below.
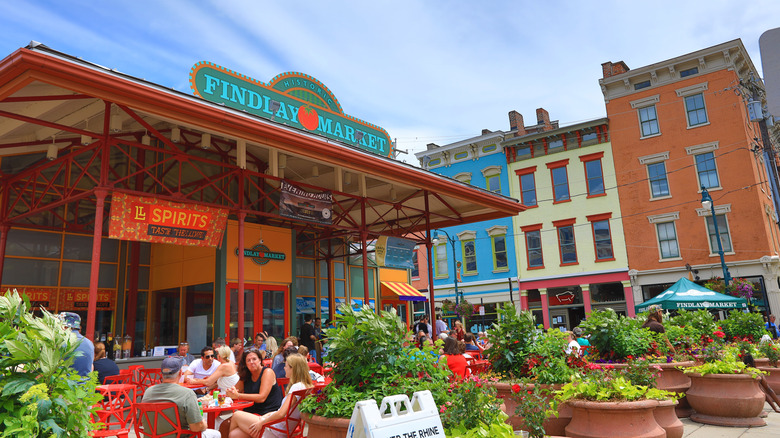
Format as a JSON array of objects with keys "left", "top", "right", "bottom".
[{"left": 201, "top": 74, "right": 386, "bottom": 152}]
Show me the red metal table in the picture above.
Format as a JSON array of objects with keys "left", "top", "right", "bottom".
[{"left": 202, "top": 400, "right": 254, "bottom": 429}]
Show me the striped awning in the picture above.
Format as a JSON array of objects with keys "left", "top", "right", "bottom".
[{"left": 380, "top": 281, "right": 427, "bottom": 301}]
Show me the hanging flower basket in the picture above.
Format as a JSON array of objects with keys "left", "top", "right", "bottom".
[
  {"left": 704, "top": 277, "right": 755, "bottom": 300},
  {"left": 456, "top": 299, "right": 474, "bottom": 319},
  {"left": 441, "top": 299, "right": 456, "bottom": 314}
]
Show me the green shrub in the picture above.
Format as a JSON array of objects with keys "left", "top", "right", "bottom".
[
  {"left": 524, "top": 329, "right": 577, "bottom": 384},
  {"left": 579, "top": 308, "right": 651, "bottom": 361},
  {"left": 669, "top": 309, "right": 717, "bottom": 340},
  {"left": 720, "top": 310, "right": 767, "bottom": 341},
  {"left": 0, "top": 290, "right": 101, "bottom": 437},
  {"left": 483, "top": 304, "right": 537, "bottom": 377}
]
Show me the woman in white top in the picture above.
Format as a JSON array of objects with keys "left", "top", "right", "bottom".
[
  {"left": 565, "top": 331, "right": 580, "bottom": 356},
  {"left": 229, "top": 353, "right": 314, "bottom": 438},
  {"left": 188, "top": 345, "right": 239, "bottom": 391}
]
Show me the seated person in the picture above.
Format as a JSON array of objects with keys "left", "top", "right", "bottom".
[
  {"left": 229, "top": 354, "right": 314, "bottom": 438},
  {"left": 187, "top": 346, "right": 239, "bottom": 391},
  {"left": 440, "top": 337, "right": 469, "bottom": 380},
  {"left": 183, "top": 347, "right": 219, "bottom": 394},
  {"left": 272, "top": 346, "right": 299, "bottom": 379},
  {"left": 93, "top": 341, "right": 119, "bottom": 384},
  {"left": 141, "top": 357, "right": 220, "bottom": 438}
]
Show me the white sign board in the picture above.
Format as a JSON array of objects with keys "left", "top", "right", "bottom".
[{"left": 347, "top": 390, "right": 445, "bottom": 438}]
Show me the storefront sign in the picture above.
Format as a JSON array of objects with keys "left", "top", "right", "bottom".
[
  {"left": 109, "top": 193, "right": 228, "bottom": 247},
  {"left": 190, "top": 63, "right": 393, "bottom": 157},
  {"left": 279, "top": 181, "right": 332, "bottom": 225},
  {"left": 19, "top": 288, "right": 57, "bottom": 309},
  {"left": 236, "top": 243, "right": 286, "bottom": 265},
  {"left": 549, "top": 290, "right": 576, "bottom": 306},
  {"left": 58, "top": 289, "right": 116, "bottom": 311},
  {"left": 375, "top": 236, "right": 416, "bottom": 269}
]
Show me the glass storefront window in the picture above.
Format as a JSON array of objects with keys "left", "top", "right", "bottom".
[
  {"left": 185, "top": 283, "right": 214, "bottom": 345},
  {"left": 133, "top": 290, "right": 147, "bottom": 355},
  {"left": 151, "top": 287, "right": 180, "bottom": 347},
  {"left": 590, "top": 282, "right": 625, "bottom": 303},
  {"left": 3, "top": 258, "right": 59, "bottom": 286},
  {"left": 61, "top": 262, "right": 117, "bottom": 288},
  {"left": 295, "top": 258, "right": 315, "bottom": 277},
  {"left": 7, "top": 229, "right": 61, "bottom": 258}
]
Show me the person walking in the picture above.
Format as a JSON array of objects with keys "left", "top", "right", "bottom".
[{"left": 58, "top": 312, "right": 94, "bottom": 378}]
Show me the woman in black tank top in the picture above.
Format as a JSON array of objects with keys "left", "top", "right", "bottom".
[{"left": 225, "top": 348, "right": 282, "bottom": 415}]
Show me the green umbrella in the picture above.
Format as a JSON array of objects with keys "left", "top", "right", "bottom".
[{"left": 635, "top": 277, "right": 748, "bottom": 313}]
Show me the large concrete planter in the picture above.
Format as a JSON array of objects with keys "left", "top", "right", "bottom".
[
  {"left": 655, "top": 360, "right": 694, "bottom": 418},
  {"left": 492, "top": 382, "right": 571, "bottom": 435},
  {"left": 301, "top": 413, "right": 351, "bottom": 438},
  {"left": 653, "top": 399, "right": 683, "bottom": 438},
  {"left": 564, "top": 399, "right": 664, "bottom": 438},
  {"left": 686, "top": 372, "right": 766, "bottom": 427},
  {"left": 757, "top": 365, "right": 780, "bottom": 393}
]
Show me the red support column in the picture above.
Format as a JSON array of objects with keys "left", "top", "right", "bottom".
[
  {"left": 0, "top": 224, "right": 10, "bottom": 286},
  {"left": 87, "top": 189, "right": 108, "bottom": 339},
  {"left": 237, "top": 211, "right": 246, "bottom": 340},
  {"left": 519, "top": 290, "right": 529, "bottom": 311},
  {"left": 540, "top": 288, "right": 550, "bottom": 329},
  {"left": 125, "top": 241, "right": 139, "bottom": 340},
  {"left": 424, "top": 191, "right": 436, "bottom": 338},
  {"left": 623, "top": 280, "right": 636, "bottom": 317},
  {"left": 361, "top": 230, "right": 370, "bottom": 304},
  {"left": 582, "top": 286, "right": 592, "bottom": 315},
  {"left": 327, "top": 239, "right": 335, "bottom": 322}
]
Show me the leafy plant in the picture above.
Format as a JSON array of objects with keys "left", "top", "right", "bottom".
[
  {"left": 555, "top": 366, "right": 678, "bottom": 403},
  {"left": 512, "top": 384, "right": 552, "bottom": 438},
  {"left": 445, "top": 416, "right": 515, "bottom": 438},
  {"left": 579, "top": 308, "right": 651, "bottom": 361},
  {"left": 720, "top": 310, "right": 767, "bottom": 341},
  {"left": 523, "top": 329, "right": 578, "bottom": 384},
  {"left": 759, "top": 340, "right": 780, "bottom": 367},
  {"left": 483, "top": 304, "right": 537, "bottom": 377},
  {"left": 300, "top": 305, "right": 453, "bottom": 421},
  {"left": 620, "top": 357, "right": 662, "bottom": 388},
  {"left": 440, "top": 375, "right": 506, "bottom": 434},
  {"left": 684, "top": 357, "right": 764, "bottom": 377},
  {"left": 455, "top": 299, "right": 474, "bottom": 319},
  {"left": 669, "top": 309, "right": 718, "bottom": 337},
  {"left": 440, "top": 299, "right": 456, "bottom": 314},
  {"left": 0, "top": 290, "right": 101, "bottom": 437}
]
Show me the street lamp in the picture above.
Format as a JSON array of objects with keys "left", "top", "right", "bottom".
[
  {"left": 432, "top": 229, "right": 462, "bottom": 305},
  {"left": 700, "top": 186, "right": 731, "bottom": 287}
]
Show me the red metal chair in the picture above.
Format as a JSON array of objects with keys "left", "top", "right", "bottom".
[
  {"left": 307, "top": 362, "right": 323, "bottom": 376},
  {"left": 104, "top": 373, "right": 133, "bottom": 385},
  {"left": 139, "top": 369, "right": 163, "bottom": 392},
  {"left": 258, "top": 387, "right": 315, "bottom": 438},
  {"left": 276, "top": 377, "right": 290, "bottom": 393},
  {"left": 91, "top": 384, "right": 136, "bottom": 438},
  {"left": 133, "top": 402, "right": 201, "bottom": 438},
  {"left": 466, "top": 360, "right": 491, "bottom": 375}
]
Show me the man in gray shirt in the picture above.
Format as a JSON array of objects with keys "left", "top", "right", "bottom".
[{"left": 141, "top": 357, "right": 220, "bottom": 438}]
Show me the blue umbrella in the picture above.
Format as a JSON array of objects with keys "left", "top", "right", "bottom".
[{"left": 635, "top": 277, "right": 748, "bottom": 313}]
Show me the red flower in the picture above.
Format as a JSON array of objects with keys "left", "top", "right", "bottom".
[
  {"left": 511, "top": 384, "right": 521, "bottom": 394},
  {"left": 513, "top": 340, "right": 520, "bottom": 344},
  {"left": 714, "top": 331, "right": 725, "bottom": 338}
]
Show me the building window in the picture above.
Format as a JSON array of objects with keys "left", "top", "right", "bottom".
[
  {"left": 454, "top": 172, "right": 472, "bottom": 184},
  {"left": 547, "top": 159, "right": 570, "bottom": 203},
  {"left": 411, "top": 248, "right": 419, "bottom": 278},
  {"left": 684, "top": 93, "right": 708, "bottom": 126},
  {"left": 695, "top": 152, "right": 719, "bottom": 189},
  {"left": 591, "top": 219, "right": 614, "bottom": 261},
  {"left": 554, "top": 220, "right": 578, "bottom": 265},
  {"left": 656, "top": 222, "right": 680, "bottom": 259},
  {"left": 492, "top": 235, "right": 508, "bottom": 270},
  {"left": 581, "top": 152, "right": 605, "bottom": 197},
  {"left": 486, "top": 174, "right": 501, "bottom": 193},
  {"left": 638, "top": 105, "right": 660, "bottom": 137},
  {"left": 522, "top": 225, "right": 544, "bottom": 269},
  {"left": 647, "top": 162, "right": 670, "bottom": 198},
  {"left": 634, "top": 80, "right": 651, "bottom": 90},
  {"left": 680, "top": 67, "right": 699, "bottom": 77},
  {"left": 461, "top": 239, "right": 477, "bottom": 274},
  {"left": 515, "top": 166, "right": 537, "bottom": 207},
  {"left": 434, "top": 243, "right": 447, "bottom": 278},
  {"left": 706, "top": 214, "right": 733, "bottom": 253}
]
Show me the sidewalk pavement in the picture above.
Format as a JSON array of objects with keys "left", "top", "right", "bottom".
[{"left": 682, "top": 404, "right": 780, "bottom": 438}]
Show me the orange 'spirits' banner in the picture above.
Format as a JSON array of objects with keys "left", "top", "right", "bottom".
[
  {"left": 18, "top": 288, "right": 57, "bottom": 309},
  {"left": 109, "top": 193, "right": 228, "bottom": 247},
  {"left": 58, "top": 289, "right": 117, "bottom": 311}
]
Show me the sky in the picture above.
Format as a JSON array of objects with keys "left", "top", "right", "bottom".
[{"left": 1, "top": 1, "right": 779, "bottom": 165}]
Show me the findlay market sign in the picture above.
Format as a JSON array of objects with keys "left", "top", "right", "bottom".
[
  {"left": 190, "top": 63, "right": 393, "bottom": 157},
  {"left": 235, "top": 243, "right": 286, "bottom": 266}
]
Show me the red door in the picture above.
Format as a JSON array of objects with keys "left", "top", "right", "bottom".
[{"left": 225, "top": 283, "right": 289, "bottom": 342}]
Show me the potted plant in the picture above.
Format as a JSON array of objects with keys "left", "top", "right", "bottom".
[
  {"left": 439, "top": 375, "right": 515, "bottom": 437},
  {"left": 757, "top": 340, "right": 780, "bottom": 392},
  {"left": 512, "top": 383, "right": 555, "bottom": 438},
  {"left": 719, "top": 310, "right": 766, "bottom": 342},
  {"left": 455, "top": 299, "right": 474, "bottom": 319},
  {"left": 0, "top": 290, "right": 102, "bottom": 437},
  {"left": 554, "top": 366, "right": 679, "bottom": 438},
  {"left": 683, "top": 357, "right": 766, "bottom": 427}
]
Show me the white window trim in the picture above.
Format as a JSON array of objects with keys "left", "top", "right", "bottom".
[
  {"left": 636, "top": 104, "right": 661, "bottom": 139},
  {"left": 454, "top": 172, "right": 472, "bottom": 183},
  {"left": 701, "top": 213, "right": 735, "bottom": 256},
  {"left": 647, "top": 211, "right": 680, "bottom": 224},
  {"left": 486, "top": 225, "right": 508, "bottom": 237},
  {"left": 695, "top": 204, "right": 731, "bottom": 217},
  {"left": 675, "top": 82, "right": 708, "bottom": 97},
  {"left": 685, "top": 141, "right": 718, "bottom": 155},
  {"left": 681, "top": 90, "right": 710, "bottom": 129},
  {"left": 630, "top": 94, "right": 660, "bottom": 109},
  {"left": 481, "top": 165, "right": 502, "bottom": 177},
  {"left": 645, "top": 160, "right": 672, "bottom": 201},
  {"left": 638, "top": 151, "right": 670, "bottom": 165},
  {"left": 690, "top": 148, "right": 722, "bottom": 191},
  {"left": 654, "top": 221, "right": 682, "bottom": 262},
  {"left": 457, "top": 230, "right": 477, "bottom": 241}
]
